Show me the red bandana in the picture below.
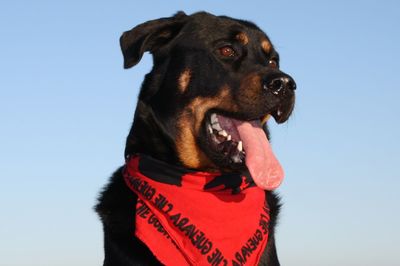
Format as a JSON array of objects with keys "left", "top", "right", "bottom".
[{"left": 123, "top": 155, "right": 271, "bottom": 266}]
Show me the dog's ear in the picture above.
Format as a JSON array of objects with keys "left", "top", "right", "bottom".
[{"left": 120, "top": 11, "right": 187, "bottom": 69}]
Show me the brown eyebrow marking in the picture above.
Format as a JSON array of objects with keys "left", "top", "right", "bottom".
[
  {"left": 235, "top": 32, "right": 249, "bottom": 45},
  {"left": 178, "top": 69, "right": 191, "bottom": 93},
  {"left": 261, "top": 39, "right": 272, "bottom": 54}
]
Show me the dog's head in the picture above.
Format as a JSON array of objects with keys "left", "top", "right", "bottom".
[{"left": 122, "top": 11, "right": 295, "bottom": 188}]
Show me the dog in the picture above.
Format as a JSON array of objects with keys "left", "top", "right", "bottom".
[{"left": 96, "top": 11, "right": 296, "bottom": 266}]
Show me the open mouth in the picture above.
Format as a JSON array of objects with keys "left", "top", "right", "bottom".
[
  {"left": 205, "top": 107, "right": 288, "bottom": 164},
  {"left": 204, "top": 111, "right": 285, "bottom": 190},
  {"left": 206, "top": 113, "right": 246, "bottom": 164}
]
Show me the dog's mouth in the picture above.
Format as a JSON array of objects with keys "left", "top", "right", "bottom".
[
  {"left": 206, "top": 113, "right": 246, "bottom": 164},
  {"left": 203, "top": 111, "right": 285, "bottom": 190}
]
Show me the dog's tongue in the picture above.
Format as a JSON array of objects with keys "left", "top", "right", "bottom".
[{"left": 233, "top": 120, "right": 284, "bottom": 190}]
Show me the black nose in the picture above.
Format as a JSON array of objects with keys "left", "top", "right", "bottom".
[{"left": 265, "top": 76, "right": 296, "bottom": 95}]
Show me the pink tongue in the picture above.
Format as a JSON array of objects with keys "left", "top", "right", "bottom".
[{"left": 233, "top": 120, "right": 284, "bottom": 190}]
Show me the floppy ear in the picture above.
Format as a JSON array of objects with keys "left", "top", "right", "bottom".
[{"left": 120, "top": 11, "right": 187, "bottom": 69}]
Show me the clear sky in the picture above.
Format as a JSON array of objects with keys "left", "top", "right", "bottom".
[{"left": 1, "top": 0, "right": 399, "bottom": 265}]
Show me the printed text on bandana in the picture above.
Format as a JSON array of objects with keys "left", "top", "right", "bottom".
[{"left": 128, "top": 176, "right": 270, "bottom": 266}]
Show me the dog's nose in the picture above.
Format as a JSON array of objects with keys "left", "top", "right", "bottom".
[{"left": 264, "top": 76, "right": 296, "bottom": 95}]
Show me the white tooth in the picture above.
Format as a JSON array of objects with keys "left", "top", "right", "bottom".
[
  {"left": 277, "top": 109, "right": 282, "bottom": 116},
  {"left": 212, "top": 122, "right": 222, "bottom": 131},
  {"left": 208, "top": 124, "right": 213, "bottom": 134},
  {"left": 219, "top": 130, "right": 228, "bottom": 137},
  {"left": 211, "top": 113, "right": 218, "bottom": 124},
  {"left": 232, "top": 155, "right": 241, "bottom": 163},
  {"left": 237, "top": 141, "right": 243, "bottom": 151},
  {"left": 227, "top": 134, "right": 232, "bottom": 141}
]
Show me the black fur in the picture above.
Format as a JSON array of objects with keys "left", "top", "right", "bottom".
[{"left": 96, "top": 11, "right": 295, "bottom": 265}]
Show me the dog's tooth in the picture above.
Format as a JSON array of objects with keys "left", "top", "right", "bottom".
[
  {"left": 211, "top": 113, "right": 218, "bottom": 124},
  {"left": 219, "top": 130, "right": 228, "bottom": 137},
  {"left": 208, "top": 124, "right": 213, "bottom": 134},
  {"left": 261, "top": 114, "right": 271, "bottom": 125},
  {"left": 227, "top": 134, "right": 231, "bottom": 141},
  {"left": 232, "top": 155, "right": 242, "bottom": 163},
  {"left": 212, "top": 122, "right": 222, "bottom": 131},
  {"left": 277, "top": 109, "right": 282, "bottom": 116},
  {"left": 237, "top": 141, "right": 243, "bottom": 151}
]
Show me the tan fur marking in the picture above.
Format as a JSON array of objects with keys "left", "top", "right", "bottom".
[
  {"left": 176, "top": 87, "right": 238, "bottom": 169},
  {"left": 178, "top": 69, "right": 191, "bottom": 93},
  {"left": 236, "top": 32, "right": 249, "bottom": 45},
  {"left": 241, "top": 74, "right": 262, "bottom": 98},
  {"left": 237, "top": 73, "right": 266, "bottom": 110},
  {"left": 176, "top": 118, "right": 210, "bottom": 169},
  {"left": 261, "top": 39, "right": 272, "bottom": 54}
]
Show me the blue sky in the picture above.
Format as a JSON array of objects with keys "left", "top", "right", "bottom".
[{"left": 1, "top": 1, "right": 399, "bottom": 265}]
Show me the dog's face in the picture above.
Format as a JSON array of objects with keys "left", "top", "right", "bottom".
[{"left": 122, "top": 12, "right": 295, "bottom": 182}]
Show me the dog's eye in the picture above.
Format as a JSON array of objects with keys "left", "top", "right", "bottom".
[
  {"left": 268, "top": 59, "right": 278, "bottom": 69},
  {"left": 219, "top": 46, "right": 236, "bottom": 57}
]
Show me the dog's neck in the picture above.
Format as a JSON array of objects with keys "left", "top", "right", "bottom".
[{"left": 124, "top": 101, "right": 181, "bottom": 165}]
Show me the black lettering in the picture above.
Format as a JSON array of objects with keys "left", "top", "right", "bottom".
[
  {"left": 130, "top": 178, "right": 155, "bottom": 200},
  {"left": 167, "top": 212, "right": 215, "bottom": 256},
  {"left": 148, "top": 214, "right": 157, "bottom": 224},
  {"left": 247, "top": 237, "right": 257, "bottom": 251},
  {"left": 232, "top": 218, "right": 270, "bottom": 265},
  {"left": 192, "top": 231, "right": 205, "bottom": 246},
  {"left": 262, "top": 205, "right": 270, "bottom": 214},
  {"left": 165, "top": 203, "right": 173, "bottom": 213},
  {"left": 139, "top": 181, "right": 154, "bottom": 200},
  {"left": 235, "top": 252, "right": 245, "bottom": 265},
  {"left": 129, "top": 177, "right": 141, "bottom": 190},
  {"left": 232, "top": 260, "right": 241, "bottom": 266},
  {"left": 240, "top": 245, "right": 251, "bottom": 262},
  {"left": 259, "top": 218, "right": 269, "bottom": 235},
  {"left": 154, "top": 194, "right": 168, "bottom": 211},
  {"left": 207, "top": 248, "right": 227, "bottom": 266},
  {"left": 190, "top": 231, "right": 212, "bottom": 254},
  {"left": 200, "top": 240, "right": 212, "bottom": 255},
  {"left": 170, "top": 213, "right": 181, "bottom": 225},
  {"left": 176, "top": 217, "right": 189, "bottom": 230},
  {"left": 144, "top": 187, "right": 155, "bottom": 200},
  {"left": 148, "top": 214, "right": 168, "bottom": 235},
  {"left": 255, "top": 229, "right": 263, "bottom": 241},
  {"left": 136, "top": 204, "right": 150, "bottom": 218},
  {"left": 183, "top": 224, "right": 198, "bottom": 239},
  {"left": 137, "top": 180, "right": 149, "bottom": 195}
]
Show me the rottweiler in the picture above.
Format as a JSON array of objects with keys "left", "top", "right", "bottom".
[{"left": 96, "top": 11, "right": 296, "bottom": 266}]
